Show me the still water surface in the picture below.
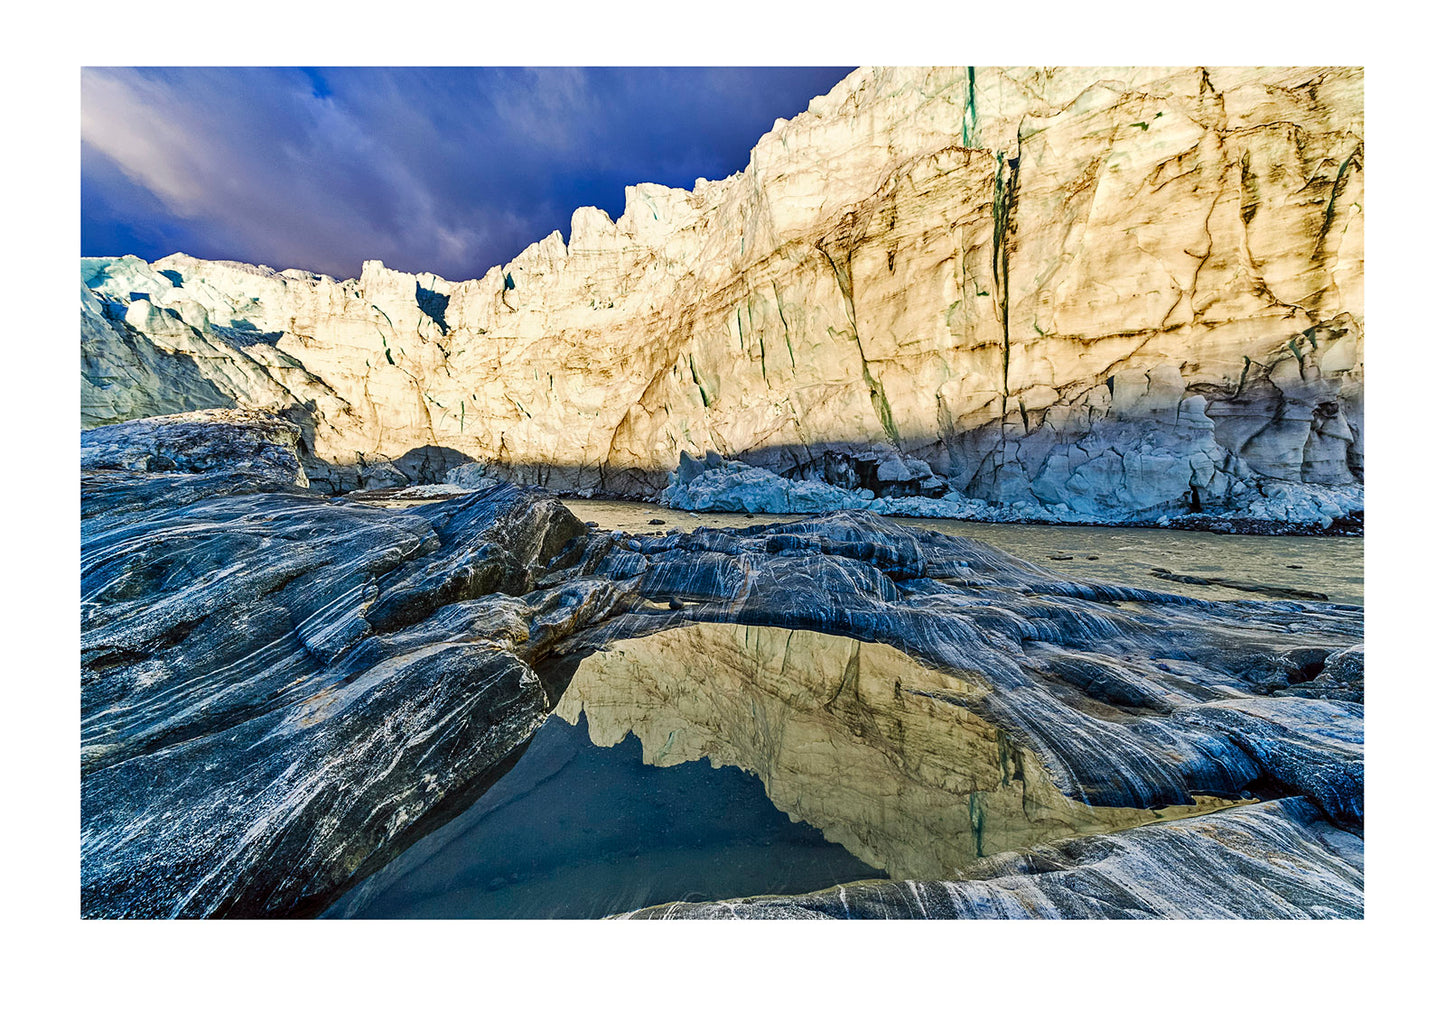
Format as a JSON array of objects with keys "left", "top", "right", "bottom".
[
  {"left": 328, "top": 624, "right": 1236, "bottom": 919},
  {"left": 331, "top": 497, "right": 1361, "bottom": 917},
  {"left": 325, "top": 709, "right": 888, "bottom": 918}
]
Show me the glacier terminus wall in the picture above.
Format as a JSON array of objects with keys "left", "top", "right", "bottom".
[{"left": 81, "top": 66, "right": 1363, "bottom": 528}]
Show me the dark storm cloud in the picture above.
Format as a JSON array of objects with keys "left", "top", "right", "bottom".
[{"left": 80, "top": 66, "right": 855, "bottom": 281}]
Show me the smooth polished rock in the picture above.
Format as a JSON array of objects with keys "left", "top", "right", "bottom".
[
  {"left": 81, "top": 407, "right": 309, "bottom": 488},
  {"left": 81, "top": 414, "right": 599, "bottom": 917},
  {"left": 617, "top": 797, "right": 1362, "bottom": 919},
  {"left": 566, "top": 512, "right": 1365, "bottom": 832},
  {"left": 80, "top": 67, "right": 1362, "bottom": 527},
  {"left": 80, "top": 413, "right": 1364, "bottom": 917}
]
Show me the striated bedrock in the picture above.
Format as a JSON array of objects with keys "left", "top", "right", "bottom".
[
  {"left": 554, "top": 515, "right": 1364, "bottom": 833},
  {"left": 618, "top": 797, "right": 1362, "bottom": 919},
  {"left": 81, "top": 411, "right": 601, "bottom": 917},
  {"left": 81, "top": 407, "right": 311, "bottom": 487},
  {"left": 80, "top": 66, "right": 1362, "bottom": 524},
  {"left": 81, "top": 412, "right": 1362, "bottom": 917}
]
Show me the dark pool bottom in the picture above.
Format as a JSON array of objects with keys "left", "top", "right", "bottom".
[{"left": 323, "top": 712, "right": 886, "bottom": 919}]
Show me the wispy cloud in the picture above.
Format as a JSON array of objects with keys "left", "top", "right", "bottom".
[{"left": 81, "top": 66, "right": 854, "bottom": 280}]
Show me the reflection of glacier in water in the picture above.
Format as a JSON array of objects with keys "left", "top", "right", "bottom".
[
  {"left": 557, "top": 624, "right": 1240, "bottom": 879},
  {"left": 329, "top": 624, "right": 1237, "bottom": 918}
]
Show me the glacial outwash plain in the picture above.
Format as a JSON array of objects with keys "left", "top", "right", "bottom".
[{"left": 80, "top": 66, "right": 1364, "bottom": 919}]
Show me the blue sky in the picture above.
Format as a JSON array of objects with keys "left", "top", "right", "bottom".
[{"left": 81, "top": 67, "right": 855, "bottom": 281}]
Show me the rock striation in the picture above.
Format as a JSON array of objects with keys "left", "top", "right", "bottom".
[
  {"left": 618, "top": 797, "right": 1362, "bottom": 919},
  {"left": 81, "top": 66, "right": 1362, "bottom": 527},
  {"left": 82, "top": 411, "right": 593, "bottom": 917},
  {"left": 558, "top": 514, "right": 1364, "bottom": 829},
  {"left": 81, "top": 412, "right": 1363, "bottom": 917}
]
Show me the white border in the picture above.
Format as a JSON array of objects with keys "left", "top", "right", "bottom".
[{"left": 7, "top": 2, "right": 1432, "bottom": 1015}]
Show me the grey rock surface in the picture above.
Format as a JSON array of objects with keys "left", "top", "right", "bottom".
[
  {"left": 80, "top": 412, "right": 1364, "bottom": 917},
  {"left": 618, "top": 797, "right": 1361, "bottom": 919},
  {"left": 570, "top": 513, "right": 1364, "bottom": 828},
  {"left": 82, "top": 413, "right": 591, "bottom": 917}
]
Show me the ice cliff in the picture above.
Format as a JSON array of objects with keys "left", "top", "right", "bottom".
[{"left": 81, "top": 66, "right": 1363, "bottom": 526}]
